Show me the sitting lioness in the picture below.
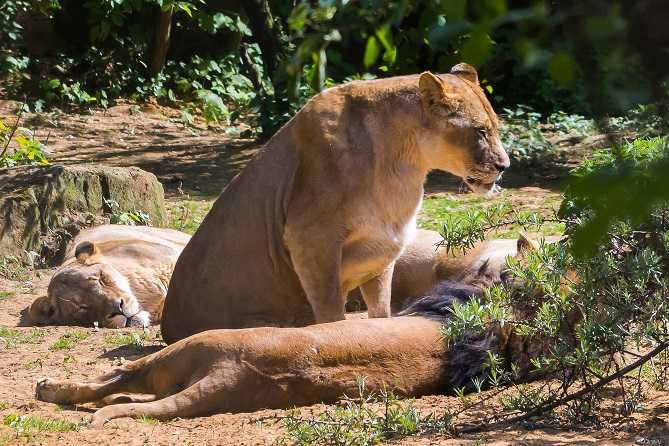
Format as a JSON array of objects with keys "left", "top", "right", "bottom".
[
  {"left": 29, "top": 225, "right": 191, "bottom": 328},
  {"left": 35, "top": 236, "right": 543, "bottom": 427},
  {"left": 347, "top": 229, "right": 539, "bottom": 312},
  {"left": 161, "top": 64, "right": 510, "bottom": 344}
]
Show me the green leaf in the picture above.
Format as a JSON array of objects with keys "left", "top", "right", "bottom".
[
  {"left": 287, "top": 2, "right": 310, "bottom": 31},
  {"left": 111, "top": 13, "right": 123, "bottom": 27},
  {"left": 196, "top": 91, "right": 229, "bottom": 124},
  {"left": 235, "top": 16, "right": 252, "bottom": 36},
  {"left": 363, "top": 36, "right": 381, "bottom": 69},
  {"left": 100, "top": 21, "right": 111, "bottom": 40},
  {"left": 175, "top": 2, "right": 192, "bottom": 17},
  {"left": 308, "top": 49, "right": 327, "bottom": 93},
  {"left": 180, "top": 107, "right": 194, "bottom": 124},
  {"left": 548, "top": 52, "right": 577, "bottom": 84},
  {"left": 90, "top": 24, "right": 100, "bottom": 41},
  {"left": 460, "top": 29, "right": 493, "bottom": 68},
  {"left": 14, "top": 136, "right": 30, "bottom": 150}
]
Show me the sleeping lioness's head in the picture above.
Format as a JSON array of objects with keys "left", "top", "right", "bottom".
[
  {"left": 419, "top": 64, "right": 509, "bottom": 193},
  {"left": 29, "top": 241, "right": 150, "bottom": 328}
]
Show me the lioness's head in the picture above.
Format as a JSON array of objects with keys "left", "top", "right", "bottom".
[
  {"left": 419, "top": 64, "right": 510, "bottom": 193},
  {"left": 29, "top": 241, "right": 150, "bottom": 328}
]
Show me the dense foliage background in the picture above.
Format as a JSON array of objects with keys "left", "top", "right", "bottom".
[{"left": 1, "top": 0, "right": 667, "bottom": 132}]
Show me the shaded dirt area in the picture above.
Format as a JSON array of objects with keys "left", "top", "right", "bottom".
[{"left": 0, "top": 101, "right": 666, "bottom": 445}]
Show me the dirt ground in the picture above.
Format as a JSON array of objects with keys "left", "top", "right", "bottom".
[{"left": 0, "top": 100, "right": 668, "bottom": 445}]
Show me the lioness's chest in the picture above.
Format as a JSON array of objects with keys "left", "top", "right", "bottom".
[{"left": 340, "top": 209, "right": 419, "bottom": 292}]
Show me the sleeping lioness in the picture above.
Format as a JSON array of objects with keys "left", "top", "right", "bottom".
[
  {"left": 35, "top": 235, "right": 542, "bottom": 427},
  {"left": 29, "top": 225, "right": 191, "bottom": 328},
  {"left": 161, "top": 64, "right": 510, "bottom": 344},
  {"left": 347, "top": 229, "right": 541, "bottom": 312}
]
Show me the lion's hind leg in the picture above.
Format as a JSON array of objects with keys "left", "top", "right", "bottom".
[
  {"left": 90, "top": 376, "right": 223, "bottom": 428},
  {"left": 36, "top": 364, "right": 154, "bottom": 406}
]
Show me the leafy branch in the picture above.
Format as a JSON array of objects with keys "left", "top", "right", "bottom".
[{"left": 459, "top": 339, "right": 669, "bottom": 433}]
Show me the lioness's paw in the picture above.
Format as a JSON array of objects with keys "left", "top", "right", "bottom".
[{"left": 127, "top": 311, "right": 151, "bottom": 327}]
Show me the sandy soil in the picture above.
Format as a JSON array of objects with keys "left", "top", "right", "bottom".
[{"left": 0, "top": 100, "right": 667, "bottom": 445}]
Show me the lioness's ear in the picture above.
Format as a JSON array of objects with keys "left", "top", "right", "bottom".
[
  {"left": 450, "top": 63, "right": 479, "bottom": 84},
  {"left": 75, "top": 241, "right": 100, "bottom": 264},
  {"left": 29, "top": 295, "right": 58, "bottom": 325},
  {"left": 516, "top": 232, "right": 539, "bottom": 256},
  {"left": 419, "top": 71, "right": 460, "bottom": 114}
]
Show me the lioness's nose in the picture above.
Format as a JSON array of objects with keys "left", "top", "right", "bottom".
[{"left": 494, "top": 162, "right": 508, "bottom": 172}]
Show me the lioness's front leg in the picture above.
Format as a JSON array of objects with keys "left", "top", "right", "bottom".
[
  {"left": 284, "top": 229, "right": 345, "bottom": 323},
  {"left": 359, "top": 261, "right": 394, "bottom": 318}
]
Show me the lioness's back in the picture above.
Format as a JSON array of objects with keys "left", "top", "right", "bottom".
[{"left": 161, "top": 69, "right": 509, "bottom": 344}]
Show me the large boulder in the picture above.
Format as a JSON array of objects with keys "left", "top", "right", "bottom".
[{"left": 0, "top": 165, "right": 167, "bottom": 263}]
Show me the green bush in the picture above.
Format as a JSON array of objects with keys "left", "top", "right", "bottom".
[
  {"left": 0, "top": 111, "right": 50, "bottom": 168},
  {"left": 442, "top": 136, "right": 669, "bottom": 422}
]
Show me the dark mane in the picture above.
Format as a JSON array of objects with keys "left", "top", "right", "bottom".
[
  {"left": 398, "top": 280, "right": 503, "bottom": 394},
  {"left": 397, "top": 281, "right": 484, "bottom": 322}
]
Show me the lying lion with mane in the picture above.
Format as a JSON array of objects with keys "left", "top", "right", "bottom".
[
  {"left": 35, "top": 236, "right": 543, "bottom": 427},
  {"left": 162, "top": 64, "right": 510, "bottom": 344},
  {"left": 29, "top": 225, "right": 191, "bottom": 328},
  {"left": 347, "top": 229, "right": 541, "bottom": 312}
]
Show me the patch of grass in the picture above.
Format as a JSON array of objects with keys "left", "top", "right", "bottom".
[
  {"left": 419, "top": 195, "right": 488, "bottom": 232},
  {"left": 277, "top": 375, "right": 452, "bottom": 445},
  {"left": 105, "top": 328, "right": 153, "bottom": 351},
  {"left": 135, "top": 414, "right": 161, "bottom": 426},
  {"left": 2, "top": 414, "right": 84, "bottom": 441},
  {"left": 0, "top": 256, "right": 31, "bottom": 282},
  {"left": 49, "top": 331, "right": 89, "bottom": 350},
  {"left": 0, "top": 292, "right": 14, "bottom": 300},
  {"left": 25, "top": 354, "right": 49, "bottom": 371},
  {"left": 167, "top": 200, "right": 212, "bottom": 234},
  {"left": 418, "top": 193, "right": 564, "bottom": 238},
  {"left": 0, "top": 327, "right": 44, "bottom": 349}
]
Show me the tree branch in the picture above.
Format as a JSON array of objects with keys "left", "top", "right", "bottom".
[{"left": 458, "top": 339, "right": 669, "bottom": 434}]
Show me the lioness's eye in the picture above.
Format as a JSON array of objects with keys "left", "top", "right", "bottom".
[
  {"left": 476, "top": 128, "right": 486, "bottom": 138},
  {"left": 99, "top": 275, "right": 108, "bottom": 286},
  {"left": 79, "top": 304, "right": 89, "bottom": 311}
]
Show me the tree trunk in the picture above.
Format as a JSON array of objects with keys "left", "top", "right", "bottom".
[
  {"left": 148, "top": 6, "right": 173, "bottom": 78},
  {"left": 242, "top": 0, "right": 289, "bottom": 80}
]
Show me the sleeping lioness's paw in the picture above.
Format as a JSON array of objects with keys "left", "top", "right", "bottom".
[{"left": 127, "top": 310, "right": 151, "bottom": 327}]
